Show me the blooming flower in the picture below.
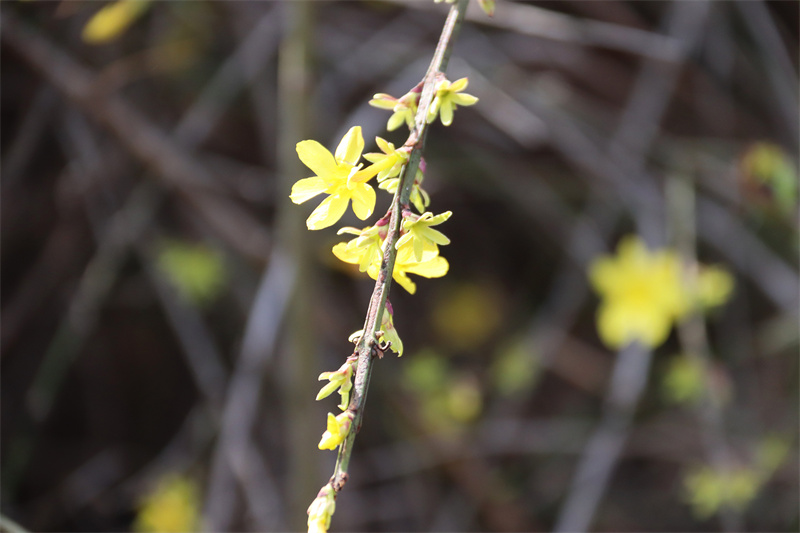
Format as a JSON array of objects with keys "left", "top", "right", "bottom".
[
  {"left": 290, "top": 126, "right": 380, "bottom": 230},
  {"left": 307, "top": 485, "right": 336, "bottom": 533},
  {"left": 318, "top": 411, "right": 354, "bottom": 451},
  {"left": 588, "top": 236, "right": 734, "bottom": 350},
  {"left": 396, "top": 211, "right": 452, "bottom": 261},
  {"left": 379, "top": 244, "right": 449, "bottom": 295},
  {"left": 426, "top": 77, "right": 478, "bottom": 126},
  {"left": 379, "top": 159, "right": 431, "bottom": 213},
  {"left": 332, "top": 222, "right": 386, "bottom": 273},
  {"left": 363, "top": 137, "right": 409, "bottom": 181},
  {"left": 369, "top": 90, "right": 419, "bottom": 131}
]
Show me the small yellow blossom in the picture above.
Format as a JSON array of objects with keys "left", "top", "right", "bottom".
[
  {"left": 380, "top": 244, "right": 449, "bottom": 295},
  {"left": 349, "top": 301, "right": 404, "bottom": 356},
  {"left": 369, "top": 91, "right": 419, "bottom": 131},
  {"left": 396, "top": 211, "right": 452, "bottom": 262},
  {"left": 379, "top": 162, "right": 430, "bottom": 213},
  {"left": 427, "top": 78, "right": 478, "bottom": 126},
  {"left": 133, "top": 474, "right": 200, "bottom": 533},
  {"left": 318, "top": 411, "right": 354, "bottom": 450},
  {"left": 316, "top": 360, "right": 356, "bottom": 410},
  {"left": 363, "top": 137, "right": 409, "bottom": 181},
  {"left": 307, "top": 485, "right": 336, "bottom": 533},
  {"left": 82, "top": 0, "right": 151, "bottom": 44},
  {"left": 332, "top": 223, "right": 386, "bottom": 273},
  {"left": 291, "top": 126, "right": 382, "bottom": 230}
]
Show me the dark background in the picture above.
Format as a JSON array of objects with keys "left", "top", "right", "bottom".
[{"left": 1, "top": 1, "right": 798, "bottom": 531}]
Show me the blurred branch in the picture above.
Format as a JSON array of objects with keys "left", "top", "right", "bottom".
[
  {"left": 204, "top": 251, "right": 294, "bottom": 531},
  {"left": 2, "top": 4, "right": 283, "bottom": 501},
  {"left": 0, "top": 10, "right": 271, "bottom": 262},
  {"left": 734, "top": 1, "right": 799, "bottom": 145},
  {"left": 555, "top": 4, "right": 712, "bottom": 530},
  {"left": 2, "top": 86, "right": 58, "bottom": 187},
  {"left": 668, "top": 171, "right": 743, "bottom": 531},
  {"left": 392, "top": 0, "right": 684, "bottom": 62},
  {"left": 0, "top": 514, "right": 29, "bottom": 533},
  {"left": 553, "top": 342, "right": 652, "bottom": 532}
]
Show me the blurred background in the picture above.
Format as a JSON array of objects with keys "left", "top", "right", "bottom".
[{"left": 1, "top": 0, "right": 798, "bottom": 531}]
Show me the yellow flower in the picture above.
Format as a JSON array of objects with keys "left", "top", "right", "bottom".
[
  {"left": 379, "top": 244, "right": 449, "bottom": 295},
  {"left": 369, "top": 91, "right": 419, "bottom": 131},
  {"left": 318, "top": 412, "right": 353, "bottom": 450},
  {"left": 82, "top": 0, "right": 151, "bottom": 44},
  {"left": 589, "top": 236, "right": 691, "bottom": 349},
  {"left": 291, "top": 126, "right": 381, "bottom": 230},
  {"left": 133, "top": 474, "right": 200, "bottom": 533},
  {"left": 379, "top": 161, "right": 431, "bottom": 213},
  {"left": 396, "top": 211, "right": 452, "bottom": 262},
  {"left": 426, "top": 78, "right": 478, "bottom": 126},
  {"left": 349, "top": 302, "right": 404, "bottom": 356},
  {"left": 332, "top": 223, "right": 386, "bottom": 273},
  {"left": 363, "top": 137, "right": 409, "bottom": 181},
  {"left": 316, "top": 360, "right": 356, "bottom": 410},
  {"left": 307, "top": 485, "right": 336, "bottom": 533}
]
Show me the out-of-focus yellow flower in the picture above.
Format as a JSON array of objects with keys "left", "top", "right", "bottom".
[
  {"left": 683, "top": 465, "right": 761, "bottom": 519},
  {"left": 133, "top": 474, "right": 200, "bottom": 533},
  {"left": 589, "top": 236, "right": 735, "bottom": 350},
  {"left": 291, "top": 127, "right": 383, "bottom": 230},
  {"left": 157, "top": 239, "right": 226, "bottom": 306},
  {"left": 318, "top": 411, "right": 353, "bottom": 450},
  {"left": 589, "top": 236, "right": 690, "bottom": 349},
  {"left": 82, "top": 0, "right": 151, "bottom": 44},
  {"left": 696, "top": 265, "right": 734, "bottom": 309},
  {"left": 426, "top": 78, "right": 478, "bottom": 126},
  {"left": 307, "top": 484, "right": 336, "bottom": 533}
]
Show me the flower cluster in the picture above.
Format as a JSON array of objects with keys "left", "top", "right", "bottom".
[
  {"left": 290, "top": 14, "right": 480, "bottom": 525},
  {"left": 588, "top": 235, "right": 734, "bottom": 350}
]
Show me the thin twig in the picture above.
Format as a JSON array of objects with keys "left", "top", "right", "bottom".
[{"left": 326, "top": 0, "right": 470, "bottom": 500}]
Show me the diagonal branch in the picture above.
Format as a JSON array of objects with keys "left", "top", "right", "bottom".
[{"left": 326, "top": 0, "right": 470, "bottom": 498}]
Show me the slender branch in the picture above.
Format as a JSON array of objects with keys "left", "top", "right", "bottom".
[{"left": 327, "top": 0, "right": 470, "bottom": 495}]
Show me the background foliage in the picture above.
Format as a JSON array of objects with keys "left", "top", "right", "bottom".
[{"left": 1, "top": 1, "right": 798, "bottom": 531}]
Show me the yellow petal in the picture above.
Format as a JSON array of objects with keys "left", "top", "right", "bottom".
[
  {"left": 404, "top": 256, "right": 449, "bottom": 278},
  {"left": 297, "top": 140, "right": 338, "bottom": 178},
  {"left": 335, "top": 126, "right": 364, "bottom": 167},
  {"left": 439, "top": 101, "right": 454, "bottom": 126},
  {"left": 307, "top": 194, "right": 348, "bottom": 230},
  {"left": 289, "top": 177, "right": 328, "bottom": 204},
  {"left": 332, "top": 242, "right": 360, "bottom": 265},
  {"left": 450, "top": 77, "right": 469, "bottom": 92},
  {"left": 350, "top": 184, "right": 376, "bottom": 220},
  {"left": 392, "top": 271, "right": 417, "bottom": 294},
  {"left": 451, "top": 93, "right": 479, "bottom": 106}
]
